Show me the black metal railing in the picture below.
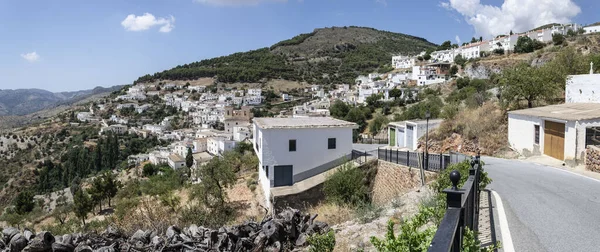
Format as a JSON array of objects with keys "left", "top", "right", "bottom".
[
  {"left": 428, "top": 154, "right": 482, "bottom": 252},
  {"left": 351, "top": 149, "right": 378, "bottom": 165},
  {"left": 377, "top": 148, "right": 467, "bottom": 172}
]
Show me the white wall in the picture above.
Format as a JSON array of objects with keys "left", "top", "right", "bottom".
[
  {"left": 508, "top": 113, "right": 543, "bottom": 155},
  {"left": 256, "top": 126, "right": 353, "bottom": 186},
  {"left": 584, "top": 25, "right": 600, "bottom": 34},
  {"left": 565, "top": 74, "right": 600, "bottom": 103},
  {"left": 575, "top": 118, "right": 600, "bottom": 161}
]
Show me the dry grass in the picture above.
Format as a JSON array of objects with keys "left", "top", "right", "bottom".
[
  {"left": 307, "top": 202, "right": 355, "bottom": 226},
  {"left": 429, "top": 102, "right": 508, "bottom": 155}
]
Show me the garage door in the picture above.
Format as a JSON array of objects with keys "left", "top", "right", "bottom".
[
  {"left": 544, "top": 121, "right": 565, "bottom": 160},
  {"left": 406, "top": 125, "right": 414, "bottom": 150},
  {"left": 390, "top": 128, "right": 396, "bottom": 146},
  {"left": 273, "top": 165, "right": 293, "bottom": 187}
]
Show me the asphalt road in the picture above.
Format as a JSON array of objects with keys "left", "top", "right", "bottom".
[{"left": 484, "top": 157, "right": 600, "bottom": 252}]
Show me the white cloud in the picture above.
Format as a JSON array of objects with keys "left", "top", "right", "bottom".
[
  {"left": 21, "top": 52, "right": 40, "bottom": 62},
  {"left": 442, "top": 0, "right": 581, "bottom": 38},
  {"left": 455, "top": 35, "right": 461, "bottom": 44},
  {"left": 375, "top": 0, "right": 387, "bottom": 6},
  {"left": 439, "top": 2, "right": 451, "bottom": 10},
  {"left": 193, "top": 0, "right": 286, "bottom": 6},
  {"left": 121, "top": 13, "right": 175, "bottom": 32}
]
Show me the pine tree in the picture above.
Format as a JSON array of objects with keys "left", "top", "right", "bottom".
[
  {"left": 95, "top": 138, "right": 103, "bottom": 171},
  {"left": 73, "top": 189, "right": 93, "bottom": 225},
  {"left": 186, "top": 147, "right": 194, "bottom": 168}
]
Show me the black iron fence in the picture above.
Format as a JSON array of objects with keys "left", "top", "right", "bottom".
[
  {"left": 377, "top": 148, "right": 469, "bottom": 172},
  {"left": 356, "top": 138, "right": 388, "bottom": 145},
  {"left": 428, "top": 154, "right": 482, "bottom": 252},
  {"left": 351, "top": 149, "right": 378, "bottom": 165}
]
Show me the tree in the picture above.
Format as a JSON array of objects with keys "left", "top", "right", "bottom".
[
  {"left": 470, "top": 37, "right": 478, "bottom": 43},
  {"left": 366, "top": 93, "right": 384, "bottom": 107},
  {"left": 53, "top": 192, "right": 72, "bottom": 225},
  {"left": 417, "top": 56, "right": 424, "bottom": 61},
  {"left": 388, "top": 88, "right": 403, "bottom": 100},
  {"left": 369, "top": 114, "right": 389, "bottom": 136},
  {"left": 552, "top": 33, "right": 566, "bottom": 46},
  {"left": 449, "top": 65, "right": 459, "bottom": 76},
  {"left": 500, "top": 63, "right": 558, "bottom": 108},
  {"left": 143, "top": 163, "right": 157, "bottom": 177},
  {"left": 101, "top": 171, "right": 120, "bottom": 207},
  {"left": 493, "top": 48, "right": 505, "bottom": 55},
  {"left": 13, "top": 191, "right": 35, "bottom": 215},
  {"left": 89, "top": 177, "right": 105, "bottom": 212},
  {"left": 73, "top": 189, "right": 94, "bottom": 225},
  {"left": 193, "top": 157, "right": 237, "bottom": 209},
  {"left": 437, "top": 40, "right": 452, "bottom": 51},
  {"left": 423, "top": 54, "right": 432, "bottom": 61},
  {"left": 454, "top": 54, "right": 466, "bottom": 67},
  {"left": 514, "top": 36, "right": 534, "bottom": 53},
  {"left": 567, "top": 29, "right": 577, "bottom": 37},
  {"left": 510, "top": 30, "right": 514, "bottom": 35},
  {"left": 186, "top": 147, "right": 194, "bottom": 168}
]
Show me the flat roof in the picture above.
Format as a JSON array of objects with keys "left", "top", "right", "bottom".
[
  {"left": 508, "top": 103, "right": 600, "bottom": 121},
  {"left": 254, "top": 117, "right": 358, "bottom": 129},
  {"left": 389, "top": 119, "right": 444, "bottom": 127},
  {"left": 168, "top": 154, "right": 185, "bottom": 162}
]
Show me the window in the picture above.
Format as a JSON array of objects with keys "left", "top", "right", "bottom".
[
  {"left": 289, "top": 139, "right": 296, "bottom": 152},
  {"left": 534, "top": 125, "right": 540, "bottom": 144},
  {"left": 328, "top": 138, "right": 336, "bottom": 149}
]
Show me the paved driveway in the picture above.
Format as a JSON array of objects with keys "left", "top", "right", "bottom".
[
  {"left": 352, "top": 143, "right": 386, "bottom": 152},
  {"left": 484, "top": 157, "right": 600, "bottom": 252}
]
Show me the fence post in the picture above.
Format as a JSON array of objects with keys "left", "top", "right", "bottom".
[
  {"left": 396, "top": 149, "right": 399, "bottom": 164},
  {"left": 364, "top": 150, "right": 367, "bottom": 164},
  {"left": 384, "top": 147, "right": 387, "bottom": 161},
  {"left": 407, "top": 151, "right": 410, "bottom": 167},
  {"left": 444, "top": 170, "right": 465, "bottom": 252}
]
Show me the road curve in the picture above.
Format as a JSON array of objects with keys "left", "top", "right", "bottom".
[{"left": 483, "top": 157, "right": 600, "bottom": 252}]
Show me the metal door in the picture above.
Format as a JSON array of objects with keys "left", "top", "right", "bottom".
[
  {"left": 273, "top": 165, "right": 293, "bottom": 187},
  {"left": 406, "top": 125, "right": 414, "bottom": 150}
]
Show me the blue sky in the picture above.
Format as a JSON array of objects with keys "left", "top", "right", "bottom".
[{"left": 0, "top": 0, "right": 598, "bottom": 92}]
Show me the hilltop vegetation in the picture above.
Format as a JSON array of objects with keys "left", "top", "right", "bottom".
[{"left": 135, "top": 26, "right": 437, "bottom": 85}]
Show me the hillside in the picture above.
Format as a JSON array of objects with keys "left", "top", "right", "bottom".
[
  {"left": 135, "top": 26, "right": 437, "bottom": 85},
  {"left": 0, "top": 86, "right": 124, "bottom": 116}
]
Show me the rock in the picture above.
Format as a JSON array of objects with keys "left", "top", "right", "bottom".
[
  {"left": 262, "top": 220, "right": 282, "bottom": 242},
  {"left": 74, "top": 244, "right": 93, "bottom": 252},
  {"left": 295, "top": 233, "right": 307, "bottom": 247},
  {"left": 62, "top": 234, "right": 73, "bottom": 245},
  {"left": 166, "top": 226, "right": 180, "bottom": 240},
  {"left": 52, "top": 242, "right": 75, "bottom": 252},
  {"left": 3, "top": 227, "right": 19, "bottom": 243},
  {"left": 22, "top": 231, "right": 54, "bottom": 252},
  {"left": 23, "top": 230, "right": 34, "bottom": 242},
  {"left": 9, "top": 234, "right": 28, "bottom": 252},
  {"left": 129, "top": 230, "right": 148, "bottom": 244}
]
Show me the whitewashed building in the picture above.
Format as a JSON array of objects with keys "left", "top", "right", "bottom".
[
  {"left": 233, "top": 126, "right": 251, "bottom": 142},
  {"left": 253, "top": 117, "right": 357, "bottom": 208},
  {"left": 388, "top": 119, "right": 443, "bottom": 150},
  {"left": 207, "top": 137, "right": 237, "bottom": 156},
  {"left": 584, "top": 23, "right": 600, "bottom": 34},
  {"left": 392, "top": 55, "right": 417, "bottom": 69},
  {"left": 461, "top": 42, "right": 490, "bottom": 60},
  {"left": 168, "top": 154, "right": 186, "bottom": 169},
  {"left": 508, "top": 73, "right": 600, "bottom": 163}
]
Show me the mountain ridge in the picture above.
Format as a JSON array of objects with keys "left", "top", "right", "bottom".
[
  {"left": 135, "top": 26, "right": 438, "bottom": 85},
  {"left": 0, "top": 85, "right": 125, "bottom": 116}
]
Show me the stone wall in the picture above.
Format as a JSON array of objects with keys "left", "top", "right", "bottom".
[
  {"left": 372, "top": 160, "right": 437, "bottom": 206},
  {"left": 586, "top": 145, "right": 600, "bottom": 173}
]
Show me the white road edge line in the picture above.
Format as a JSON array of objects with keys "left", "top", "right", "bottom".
[{"left": 491, "top": 190, "right": 515, "bottom": 252}]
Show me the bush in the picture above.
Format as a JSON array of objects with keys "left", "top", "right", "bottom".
[
  {"left": 493, "top": 48, "right": 505, "bottom": 55},
  {"left": 552, "top": 33, "right": 565, "bottom": 46},
  {"left": 308, "top": 230, "right": 336, "bottom": 252},
  {"left": 323, "top": 163, "right": 369, "bottom": 207}
]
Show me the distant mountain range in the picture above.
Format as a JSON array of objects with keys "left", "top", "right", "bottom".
[
  {"left": 0, "top": 86, "right": 124, "bottom": 116},
  {"left": 135, "top": 26, "right": 438, "bottom": 85}
]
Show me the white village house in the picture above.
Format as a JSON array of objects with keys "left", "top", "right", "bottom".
[
  {"left": 508, "top": 72, "right": 600, "bottom": 163},
  {"left": 388, "top": 119, "right": 443, "bottom": 150},
  {"left": 253, "top": 117, "right": 357, "bottom": 208}
]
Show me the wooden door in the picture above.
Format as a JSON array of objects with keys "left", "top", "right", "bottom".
[{"left": 544, "top": 121, "right": 565, "bottom": 160}]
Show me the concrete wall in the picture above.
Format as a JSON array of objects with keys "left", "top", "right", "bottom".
[
  {"left": 255, "top": 126, "right": 353, "bottom": 188},
  {"left": 574, "top": 119, "right": 600, "bottom": 162},
  {"left": 508, "top": 113, "right": 544, "bottom": 156},
  {"left": 565, "top": 75, "right": 600, "bottom": 103},
  {"left": 372, "top": 161, "right": 436, "bottom": 205}
]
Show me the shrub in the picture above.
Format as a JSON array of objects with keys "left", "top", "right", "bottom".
[
  {"left": 142, "top": 163, "right": 157, "bottom": 177},
  {"left": 552, "top": 33, "right": 565, "bottom": 46},
  {"left": 323, "top": 163, "right": 369, "bottom": 207},
  {"left": 308, "top": 230, "right": 336, "bottom": 252},
  {"left": 493, "top": 48, "right": 505, "bottom": 55}
]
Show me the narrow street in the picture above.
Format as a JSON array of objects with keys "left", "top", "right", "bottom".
[{"left": 484, "top": 157, "right": 600, "bottom": 252}]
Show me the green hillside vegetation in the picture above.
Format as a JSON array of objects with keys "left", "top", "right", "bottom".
[{"left": 135, "top": 26, "right": 437, "bottom": 85}]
